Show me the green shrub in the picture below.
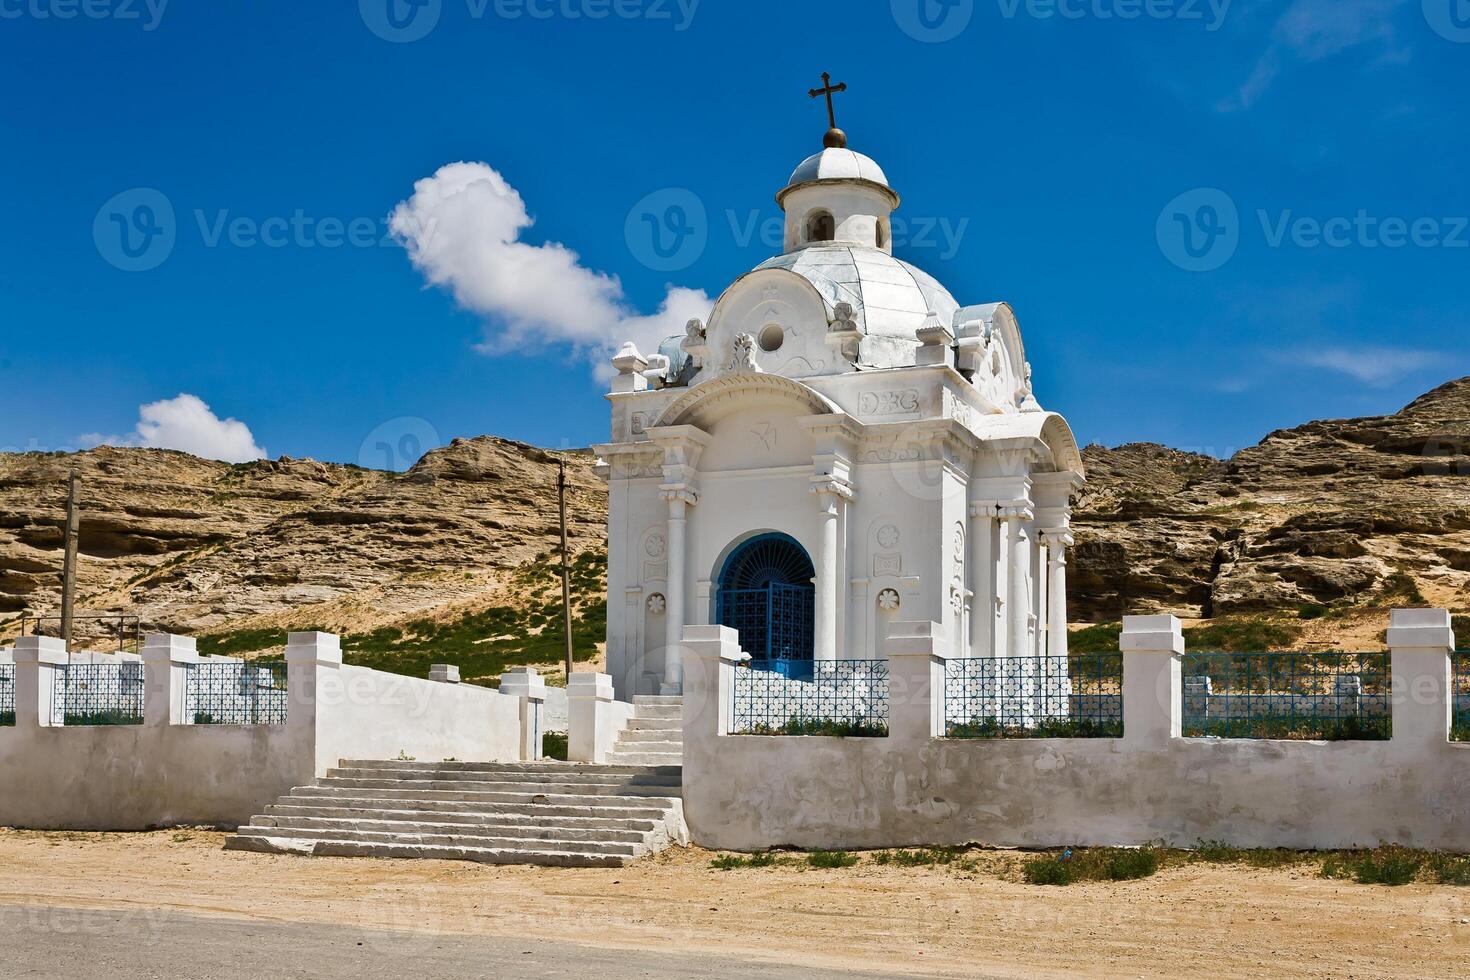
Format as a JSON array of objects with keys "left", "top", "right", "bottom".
[
  {"left": 877, "top": 848, "right": 966, "bottom": 867},
  {"left": 1353, "top": 848, "right": 1421, "bottom": 886},
  {"left": 745, "top": 717, "right": 888, "bottom": 737},
  {"left": 1105, "top": 848, "right": 1160, "bottom": 881},
  {"left": 709, "top": 851, "right": 783, "bottom": 871},
  {"left": 541, "top": 731, "right": 568, "bottom": 761},
  {"left": 1297, "top": 604, "right": 1328, "bottom": 620},
  {"left": 1183, "top": 619, "right": 1302, "bottom": 653},
  {"left": 1321, "top": 847, "right": 1426, "bottom": 886},
  {"left": 1069, "top": 623, "right": 1122, "bottom": 654},
  {"left": 947, "top": 716, "right": 1122, "bottom": 740},
  {"left": 807, "top": 850, "right": 859, "bottom": 869},
  {"left": 1023, "top": 857, "right": 1074, "bottom": 886},
  {"left": 1425, "top": 852, "right": 1470, "bottom": 885}
]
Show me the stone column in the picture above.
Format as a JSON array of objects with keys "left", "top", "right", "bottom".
[
  {"left": 1386, "top": 608, "right": 1455, "bottom": 747},
  {"left": 1034, "top": 539, "right": 1049, "bottom": 658},
  {"left": 968, "top": 502, "right": 997, "bottom": 659},
  {"left": 811, "top": 486, "right": 851, "bottom": 662},
  {"left": 1041, "top": 530, "right": 1073, "bottom": 659},
  {"left": 1001, "top": 503, "right": 1034, "bottom": 661},
  {"left": 661, "top": 486, "right": 696, "bottom": 693},
  {"left": 1120, "top": 614, "right": 1184, "bottom": 746}
]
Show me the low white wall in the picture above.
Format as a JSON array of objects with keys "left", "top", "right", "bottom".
[
  {"left": 0, "top": 632, "right": 533, "bottom": 830},
  {"left": 681, "top": 612, "right": 1470, "bottom": 852},
  {"left": 311, "top": 664, "right": 522, "bottom": 768}
]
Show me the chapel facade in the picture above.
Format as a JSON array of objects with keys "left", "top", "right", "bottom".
[{"left": 596, "top": 107, "right": 1084, "bottom": 698}]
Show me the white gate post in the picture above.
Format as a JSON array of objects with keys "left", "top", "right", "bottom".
[
  {"left": 13, "top": 636, "right": 67, "bottom": 728},
  {"left": 1386, "top": 608, "right": 1454, "bottom": 747},
  {"left": 1120, "top": 615, "right": 1184, "bottom": 746}
]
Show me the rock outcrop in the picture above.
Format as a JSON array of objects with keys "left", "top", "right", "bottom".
[{"left": 1070, "top": 378, "right": 1470, "bottom": 620}]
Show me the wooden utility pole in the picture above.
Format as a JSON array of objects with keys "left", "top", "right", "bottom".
[
  {"left": 558, "top": 460, "right": 574, "bottom": 681},
  {"left": 60, "top": 471, "right": 80, "bottom": 651}
]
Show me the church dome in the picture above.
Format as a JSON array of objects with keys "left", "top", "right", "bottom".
[
  {"left": 778, "top": 147, "right": 898, "bottom": 207},
  {"left": 753, "top": 244, "right": 959, "bottom": 342}
]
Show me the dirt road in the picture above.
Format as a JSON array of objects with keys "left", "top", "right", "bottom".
[{"left": 0, "top": 830, "right": 1465, "bottom": 978}]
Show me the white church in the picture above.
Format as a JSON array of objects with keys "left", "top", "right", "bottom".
[{"left": 596, "top": 87, "right": 1085, "bottom": 698}]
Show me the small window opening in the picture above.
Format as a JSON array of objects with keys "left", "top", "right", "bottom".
[{"left": 806, "top": 211, "right": 835, "bottom": 243}]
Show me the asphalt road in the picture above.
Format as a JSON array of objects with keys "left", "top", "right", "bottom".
[{"left": 0, "top": 905, "right": 938, "bottom": 979}]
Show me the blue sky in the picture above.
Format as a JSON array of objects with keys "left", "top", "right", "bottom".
[{"left": 1, "top": 0, "right": 1467, "bottom": 467}]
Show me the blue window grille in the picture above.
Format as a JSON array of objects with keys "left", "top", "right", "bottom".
[
  {"left": 53, "top": 662, "right": 145, "bottom": 726},
  {"left": 715, "top": 533, "right": 815, "bottom": 664},
  {"left": 0, "top": 663, "right": 14, "bottom": 726},
  {"left": 945, "top": 654, "right": 1123, "bottom": 739},
  {"left": 1182, "top": 652, "right": 1391, "bottom": 740},
  {"left": 731, "top": 659, "right": 888, "bottom": 736},
  {"left": 187, "top": 661, "right": 288, "bottom": 725},
  {"left": 1453, "top": 651, "right": 1469, "bottom": 743}
]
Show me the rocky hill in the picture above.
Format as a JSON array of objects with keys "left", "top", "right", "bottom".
[
  {"left": 1070, "top": 378, "right": 1470, "bottom": 622},
  {"left": 1, "top": 380, "right": 1467, "bottom": 664}
]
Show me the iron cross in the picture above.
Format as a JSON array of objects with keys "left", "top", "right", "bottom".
[{"left": 808, "top": 72, "right": 847, "bottom": 129}]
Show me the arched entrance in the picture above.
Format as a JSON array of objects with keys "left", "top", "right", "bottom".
[{"left": 714, "top": 533, "right": 815, "bottom": 670}]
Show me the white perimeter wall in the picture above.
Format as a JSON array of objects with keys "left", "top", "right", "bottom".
[
  {"left": 0, "top": 632, "right": 530, "bottom": 830},
  {"left": 680, "top": 613, "right": 1470, "bottom": 852}
]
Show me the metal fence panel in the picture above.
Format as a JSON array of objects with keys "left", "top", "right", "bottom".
[
  {"left": 944, "top": 654, "right": 1123, "bottom": 739},
  {"left": 0, "top": 664, "right": 14, "bottom": 726},
  {"left": 717, "top": 583, "right": 814, "bottom": 660},
  {"left": 731, "top": 659, "right": 888, "bottom": 736},
  {"left": 1182, "top": 652, "right": 1391, "bottom": 740},
  {"left": 186, "top": 661, "right": 287, "bottom": 725},
  {"left": 54, "top": 662, "right": 145, "bottom": 726},
  {"left": 1454, "top": 652, "right": 1469, "bottom": 743}
]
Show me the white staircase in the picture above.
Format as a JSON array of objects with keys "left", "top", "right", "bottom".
[
  {"left": 225, "top": 697, "right": 686, "bottom": 868},
  {"left": 605, "top": 694, "right": 684, "bottom": 766}
]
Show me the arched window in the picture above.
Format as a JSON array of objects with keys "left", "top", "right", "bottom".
[{"left": 805, "top": 211, "right": 835, "bottom": 243}]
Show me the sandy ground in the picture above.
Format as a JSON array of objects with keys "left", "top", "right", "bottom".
[{"left": 0, "top": 830, "right": 1466, "bottom": 978}]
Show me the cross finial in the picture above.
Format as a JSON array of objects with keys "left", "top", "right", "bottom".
[{"left": 808, "top": 72, "right": 848, "bottom": 149}]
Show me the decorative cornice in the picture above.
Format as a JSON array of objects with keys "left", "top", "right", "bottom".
[{"left": 810, "top": 476, "right": 856, "bottom": 501}]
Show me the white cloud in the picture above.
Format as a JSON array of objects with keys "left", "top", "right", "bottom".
[
  {"left": 389, "top": 161, "right": 711, "bottom": 374},
  {"left": 1294, "top": 345, "right": 1441, "bottom": 386},
  {"left": 1219, "top": 0, "right": 1409, "bottom": 111},
  {"left": 82, "top": 394, "right": 266, "bottom": 463}
]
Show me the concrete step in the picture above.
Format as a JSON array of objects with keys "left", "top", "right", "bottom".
[
  {"left": 265, "top": 797, "right": 675, "bottom": 823},
  {"left": 225, "top": 755, "right": 687, "bottom": 869},
  {"left": 616, "top": 729, "right": 684, "bottom": 744},
  {"left": 312, "top": 777, "right": 680, "bottom": 800},
  {"left": 233, "top": 824, "right": 645, "bottom": 856},
  {"left": 633, "top": 695, "right": 683, "bottom": 706},
  {"left": 626, "top": 717, "right": 685, "bottom": 732},
  {"left": 224, "top": 835, "right": 632, "bottom": 868},
  {"left": 632, "top": 705, "right": 682, "bottom": 722},
  {"left": 608, "top": 739, "right": 681, "bottom": 753},
  {"left": 605, "top": 751, "right": 683, "bottom": 766},
  {"left": 338, "top": 760, "right": 679, "bottom": 779},
  {"left": 325, "top": 767, "right": 680, "bottom": 789},
  {"left": 251, "top": 811, "right": 657, "bottom": 841}
]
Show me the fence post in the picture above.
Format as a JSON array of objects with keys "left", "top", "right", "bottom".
[
  {"left": 567, "top": 672, "right": 622, "bottom": 763},
  {"left": 285, "top": 631, "right": 341, "bottom": 775},
  {"left": 886, "top": 621, "right": 946, "bottom": 740},
  {"left": 681, "top": 625, "right": 744, "bottom": 739},
  {"left": 1386, "top": 608, "right": 1454, "bottom": 747},
  {"left": 1120, "top": 615, "right": 1183, "bottom": 745},
  {"left": 142, "top": 633, "right": 198, "bottom": 727},
  {"left": 12, "top": 636, "right": 67, "bottom": 728},
  {"left": 500, "top": 667, "right": 547, "bottom": 761}
]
